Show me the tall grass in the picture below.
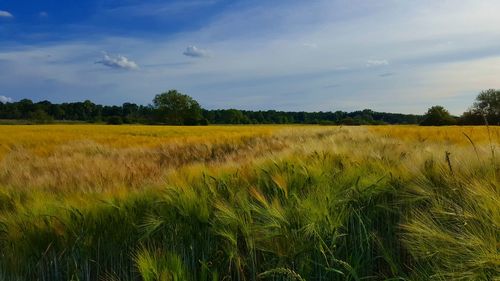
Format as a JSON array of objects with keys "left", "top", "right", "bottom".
[{"left": 0, "top": 125, "right": 498, "bottom": 280}]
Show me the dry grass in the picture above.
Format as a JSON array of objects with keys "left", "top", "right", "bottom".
[
  {"left": 367, "top": 125, "right": 500, "bottom": 145},
  {"left": 0, "top": 124, "right": 282, "bottom": 158},
  {"left": 0, "top": 125, "right": 331, "bottom": 193}
]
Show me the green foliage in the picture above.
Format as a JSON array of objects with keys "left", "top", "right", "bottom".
[
  {"left": 402, "top": 160, "right": 500, "bottom": 280},
  {"left": 474, "top": 89, "right": 500, "bottom": 117},
  {"left": 135, "top": 249, "right": 189, "bottom": 281},
  {"left": 153, "top": 90, "right": 203, "bottom": 125},
  {"left": 204, "top": 109, "right": 420, "bottom": 125},
  {"left": 29, "top": 109, "right": 54, "bottom": 124},
  {"left": 460, "top": 89, "right": 500, "bottom": 125},
  {"left": 420, "top": 105, "right": 456, "bottom": 126}
]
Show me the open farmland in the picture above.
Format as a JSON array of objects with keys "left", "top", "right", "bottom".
[{"left": 0, "top": 125, "right": 498, "bottom": 280}]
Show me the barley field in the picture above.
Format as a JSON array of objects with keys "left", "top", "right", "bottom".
[{"left": 0, "top": 125, "right": 498, "bottom": 281}]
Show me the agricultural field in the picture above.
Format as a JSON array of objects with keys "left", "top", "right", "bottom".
[{"left": 0, "top": 124, "right": 498, "bottom": 281}]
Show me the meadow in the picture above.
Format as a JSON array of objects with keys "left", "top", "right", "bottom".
[{"left": 0, "top": 124, "right": 498, "bottom": 281}]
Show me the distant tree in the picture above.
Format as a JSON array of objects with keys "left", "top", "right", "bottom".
[
  {"left": 29, "top": 109, "right": 53, "bottom": 124},
  {"left": 102, "top": 105, "right": 122, "bottom": 119},
  {"left": 221, "top": 109, "right": 249, "bottom": 124},
  {"left": 420, "top": 105, "right": 456, "bottom": 126},
  {"left": 122, "top": 102, "right": 139, "bottom": 122},
  {"left": 461, "top": 89, "right": 500, "bottom": 125},
  {"left": 153, "top": 90, "right": 202, "bottom": 125},
  {"left": 138, "top": 105, "right": 155, "bottom": 124},
  {"left": 17, "top": 99, "right": 34, "bottom": 119},
  {"left": 35, "top": 100, "right": 52, "bottom": 112},
  {"left": 48, "top": 104, "right": 65, "bottom": 120},
  {"left": 82, "top": 100, "right": 99, "bottom": 121},
  {"left": 474, "top": 89, "right": 499, "bottom": 113},
  {"left": 459, "top": 110, "right": 484, "bottom": 125},
  {"left": 340, "top": 117, "right": 356, "bottom": 125}
]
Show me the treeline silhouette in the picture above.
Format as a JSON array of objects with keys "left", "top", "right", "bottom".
[
  {"left": 0, "top": 88, "right": 498, "bottom": 125},
  {"left": 204, "top": 109, "right": 420, "bottom": 125},
  {"left": 0, "top": 98, "right": 420, "bottom": 125}
]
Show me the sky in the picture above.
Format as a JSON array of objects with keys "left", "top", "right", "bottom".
[{"left": 1, "top": 0, "right": 500, "bottom": 114}]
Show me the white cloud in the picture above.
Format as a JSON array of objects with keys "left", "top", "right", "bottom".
[
  {"left": 366, "top": 59, "right": 389, "bottom": 67},
  {"left": 96, "top": 53, "right": 139, "bottom": 70},
  {"left": 183, "top": 46, "right": 210, "bottom": 58},
  {"left": 0, "top": 95, "right": 13, "bottom": 103},
  {"left": 0, "top": 10, "right": 13, "bottom": 18}
]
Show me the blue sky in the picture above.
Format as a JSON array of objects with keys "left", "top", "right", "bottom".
[{"left": 1, "top": 0, "right": 500, "bottom": 114}]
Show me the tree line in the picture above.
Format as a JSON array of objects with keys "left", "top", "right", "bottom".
[
  {"left": 0, "top": 90, "right": 420, "bottom": 125},
  {"left": 420, "top": 89, "right": 499, "bottom": 126},
  {"left": 0, "top": 89, "right": 497, "bottom": 125}
]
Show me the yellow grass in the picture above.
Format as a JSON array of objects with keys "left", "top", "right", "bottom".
[
  {"left": 0, "top": 124, "right": 283, "bottom": 158},
  {"left": 0, "top": 124, "right": 497, "bottom": 196},
  {"left": 0, "top": 124, "right": 323, "bottom": 193},
  {"left": 367, "top": 125, "right": 500, "bottom": 145}
]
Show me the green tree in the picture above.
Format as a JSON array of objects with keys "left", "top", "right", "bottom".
[
  {"left": 420, "top": 105, "right": 456, "bottom": 126},
  {"left": 459, "top": 89, "right": 500, "bottom": 125},
  {"left": 122, "top": 102, "right": 139, "bottom": 121},
  {"left": 473, "top": 89, "right": 499, "bottom": 114},
  {"left": 29, "top": 109, "right": 53, "bottom": 124},
  {"left": 153, "top": 90, "right": 202, "bottom": 125},
  {"left": 470, "top": 89, "right": 499, "bottom": 124},
  {"left": 221, "top": 109, "right": 249, "bottom": 124},
  {"left": 17, "top": 99, "right": 34, "bottom": 119}
]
